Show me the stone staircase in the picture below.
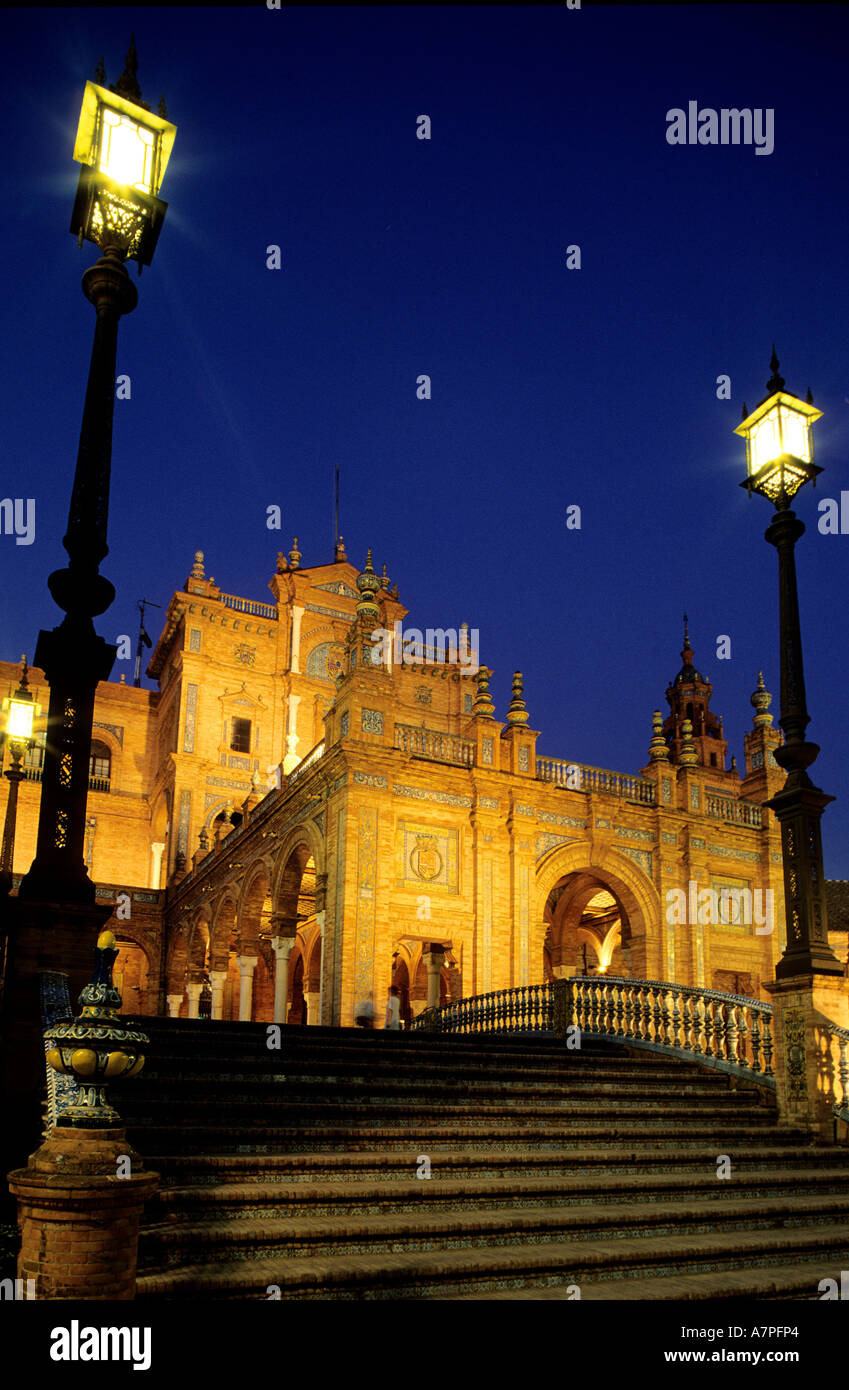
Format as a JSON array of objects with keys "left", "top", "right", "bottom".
[{"left": 113, "top": 1016, "right": 849, "bottom": 1301}]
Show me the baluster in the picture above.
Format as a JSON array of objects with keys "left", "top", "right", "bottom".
[
  {"left": 702, "top": 999, "right": 714, "bottom": 1058},
  {"left": 761, "top": 1013, "right": 774, "bottom": 1077},
  {"left": 599, "top": 981, "right": 611, "bottom": 1035},
  {"left": 736, "top": 1007, "right": 749, "bottom": 1071},
  {"left": 670, "top": 987, "right": 681, "bottom": 1048},
  {"left": 726, "top": 1003, "right": 739, "bottom": 1067},
  {"left": 588, "top": 980, "right": 598, "bottom": 1036},
  {"left": 713, "top": 1000, "right": 727, "bottom": 1061},
  {"left": 680, "top": 992, "right": 692, "bottom": 1052},
  {"left": 837, "top": 1036, "right": 849, "bottom": 1115},
  {"left": 621, "top": 984, "right": 633, "bottom": 1041},
  {"left": 749, "top": 1009, "right": 761, "bottom": 1075}
]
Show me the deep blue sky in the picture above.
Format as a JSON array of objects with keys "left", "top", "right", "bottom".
[{"left": 2, "top": 5, "right": 849, "bottom": 871}]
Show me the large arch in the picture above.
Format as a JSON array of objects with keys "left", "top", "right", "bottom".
[{"left": 534, "top": 842, "right": 663, "bottom": 982}]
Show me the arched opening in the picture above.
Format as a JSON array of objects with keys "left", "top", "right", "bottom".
[
  {"left": 274, "top": 840, "right": 321, "bottom": 1023},
  {"left": 544, "top": 873, "right": 630, "bottom": 980},
  {"left": 113, "top": 937, "right": 150, "bottom": 1014},
  {"left": 392, "top": 957, "right": 412, "bottom": 1026}
]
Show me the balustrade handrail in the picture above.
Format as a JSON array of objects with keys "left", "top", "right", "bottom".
[
  {"left": 536, "top": 757, "right": 656, "bottom": 803},
  {"left": 395, "top": 724, "right": 474, "bottom": 766},
  {"left": 288, "top": 742, "right": 325, "bottom": 784},
  {"left": 218, "top": 593, "right": 278, "bottom": 620}
]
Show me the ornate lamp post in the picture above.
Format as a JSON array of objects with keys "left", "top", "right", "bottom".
[
  {"left": 0, "top": 659, "right": 37, "bottom": 896},
  {"left": 735, "top": 349, "right": 843, "bottom": 978},
  {"left": 18, "top": 40, "right": 176, "bottom": 906}
]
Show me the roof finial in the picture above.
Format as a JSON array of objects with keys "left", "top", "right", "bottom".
[
  {"left": 288, "top": 537, "right": 301, "bottom": 570},
  {"left": 741, "top": 400, "right": 748, "bottom": 421},
  {"left": 334, "top": 533, "right": 347, "bottom": 563},
  {"left": 648, "top": 710, "right": 670, "bottom": 763},
  {"left": 506, "top": 671, "right": 529, "bottom": 726},
  {"left": 683, "top": 613, "right": 690, "bottom": 650},
  {"left": 191, "top": 550, "right": 205, "bottom": 579},
  {"left": 94, "top": 56, "right": 106, "bottom": 85},
  {"left": 806, "top": 386, "right": 814, "bottom": 405},
  {"left": 766, "top": 344, "right": 785, "bottom": 394}
]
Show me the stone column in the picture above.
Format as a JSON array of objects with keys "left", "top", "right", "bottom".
[
  {"left": 149, "top": 841, "right": 166, "bottom": 890},
  {"left": 8, "top": 1127, "right": 158, "bottom": 1300},
  {"left": 185, "top": 982, "right": 203, "bottom": 1019},
  {"left": 290, "top": 605, "right": 304, "bottom": 673},
  {"left": 237, "top": 955, "right": 257, "bottom": 1022},
  {"left": 271, "top": 937, "right": 294, "bottom": 1023},
  {"left": 209, "top": 969, "right": 228, "bottom": 1021},
  {"left": 303, "top": 991, "right": 320, "bottom": 1026},
  {"left": 425, "top": 943, "right": 446, "bottom": 1010},
  {"left": 283, "top": 694, "right": 302, "bottom": 774},
  {"left": 166, "top": 992, "right": 183, "bottom": 1018}
]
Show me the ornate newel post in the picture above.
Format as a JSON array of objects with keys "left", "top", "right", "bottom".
[
  {"left": 7, "top": 930, "right": 159, "bottom": 1299},
  {"left": 735, "top": 354, "right": 848, "bottom": 1138}
]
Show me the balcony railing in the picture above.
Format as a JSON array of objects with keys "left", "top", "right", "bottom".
[
  {"left": 395, "top": 724, "right": 474, "bottom": 767},
  {"left": 219, "top": 593, "right": 278, "bottom": 620},
  {"left": 536, "top": 757, "right": 656, "bottom": 803},
  {"left": 706, "top": 794, "right": 762, "bottom": 828},
  {"left": 22, "top": 766, "right": 110, "bottom": 793}
]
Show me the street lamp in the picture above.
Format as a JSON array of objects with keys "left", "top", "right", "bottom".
[
  {"left": 0, "top": 658, "right": 37, "bottom": 895},
  {"left": 17, "top": 39, "right": 175, "bottom": 906},
  {"left": 736, "top": 348, "right": 843, "bottom": 978}
]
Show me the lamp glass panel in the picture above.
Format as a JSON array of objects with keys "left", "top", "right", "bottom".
[
  {"left": 7, "top": 699, "right": 34, "bottom": 740},
  {"left": 779, "top": 405, "right": 811, "bottom": 462},
  {"left": 749, "top": 409, "right": 781, "bottom": 473},
  {"left": 98, "top": 109, "right": 154, "bottom": 192}
]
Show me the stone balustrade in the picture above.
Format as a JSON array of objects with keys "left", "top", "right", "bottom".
[
  {"left": 705, "top": 793, "right": 762, "bottom": 827},
  {"left": 287, "top": 741, "right": 325, "bottom": 784},
  {"left": 536, "top": 758, "right": 656, "bottom": 803},
  {"left": 395, "top": 724, "right": 474, "bottom": 767},
  {"left": 218, "top": 593, "right": 278, "bottom": 620}
]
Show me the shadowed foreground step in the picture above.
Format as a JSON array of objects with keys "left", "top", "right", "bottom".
[{"left": 111, "top": 1018, "right": 849, "bottom": 1301}]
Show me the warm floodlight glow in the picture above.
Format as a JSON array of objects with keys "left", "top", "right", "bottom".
[
  {"left": 6, "top": 695, "right": 34, "bottom": 743},
  {"left": 736, "top": 390, "right": 822, "bottom": 504}
]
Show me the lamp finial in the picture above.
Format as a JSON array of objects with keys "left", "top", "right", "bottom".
[
  {"left": 112, "top": 34, "right": 144, "bottom": 106},
  {"left": 94, "top": 56, "right": 106, "bottom": 85},
  {"left": 766, "top": 345, "right": 785, "bottom": 394},
  {"left": 806, "top": 386, "right": 814, "bottom": 405}
]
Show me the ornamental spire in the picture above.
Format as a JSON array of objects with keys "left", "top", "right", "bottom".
[
  {"left": 648, "top": 709, "right": 670, "bottom": 762},
  {"left": 111, "top": 35, "right": 145, "bottom": 107},
  {"left": 766, "top": 344, "right": 785, "bottom": 394},
  {"left": 506, "top": 671, "right": 529, "bottom": 726}
]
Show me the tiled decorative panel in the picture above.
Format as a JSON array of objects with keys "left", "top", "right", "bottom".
[{"left": 396, "top": 821, "right": 459, "bottom": 893}]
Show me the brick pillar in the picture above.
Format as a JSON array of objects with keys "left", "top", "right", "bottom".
[
  {"left": 8, "top": 1126, "right": 158, "bottom": 1300},
  {"left": 765, "top": 972, "right": 849, "bottom": 1139}
]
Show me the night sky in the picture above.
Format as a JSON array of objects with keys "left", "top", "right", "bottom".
[{"left": 2, "top": 5, "right": 849, "bottom": 871}]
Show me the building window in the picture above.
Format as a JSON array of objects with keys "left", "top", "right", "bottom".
[
  {"left": 230, "top": 717, "right": 252, "bottom": 752},
  {"left": 89, "top": 740, "right": 111, "bottom": 788},
  {"left": 710, "top": 752, "right": 717, "bottom": 767}
]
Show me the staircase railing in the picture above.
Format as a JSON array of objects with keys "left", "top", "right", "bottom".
[
  {"left": 410, "top": 984, "right": 553, "bottom": 1035},
  {"left": 412, "top": 974, "right": 779, "bottom": 1092},
  {"left": 819, "top": 1019, "right": 849, "bottom": 1124}
]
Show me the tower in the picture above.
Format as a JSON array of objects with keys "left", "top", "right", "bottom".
[{"left": 662, "top": 617, "right": 728, "bottom": 771}]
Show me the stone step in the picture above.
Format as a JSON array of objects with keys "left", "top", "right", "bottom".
[
  {"left": 117, "top": 1095, "right": 775, "bottom": 1126},
  {"left": 138, "top": 1143, "right": 845, "bottom": 1186},
  {"left": 123, "top": 1071, "right": 741, "bottom": 1099},
  {"left": 138, "top": 1192, "right": 849, "bottom": 1270},
  {"left": 444, "top": 1260, "right": 843, "bottom": 1300},
  {"left": 147, "top": 1167, "right": 849, "bottom": 1220},
  {"left": 134, "top": 1222, "right": 849, "bottom": 1300},
  {"left": 125, "top": 1118, "right": 786, "bottom": 1155}
]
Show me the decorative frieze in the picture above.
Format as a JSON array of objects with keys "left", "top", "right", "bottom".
[
  {"left": 361, "top": 708, "right": 384, "bottom": 735},
  {"left": 620, "top": 846, "right": 652, "bottom": 877},
  {"left": 708, "top": 843, "right": 761, "bottom": 863},
  {"left": 353, "top": 770, "right": 388, "bottom": 789},
  {"left": 537, "top": 811, "right": 587, "bottom": 829},
  {"left": 396, "top": 822, "right": 458, "bottom": 893},
  {"left": 93, "top": 721, "right": 124, "bottom": 746},
  {"left": 662, "top": 832, "right": 677, "bottom": 845},
  {"left": 615, "top": 826, "right": 654, "bottom": 843},
  {"left": 394, "top": 784, "right": 473, "bottom": 808},
  {"left": 536, "top": 833, "right": 577, "bottom": 859}
]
